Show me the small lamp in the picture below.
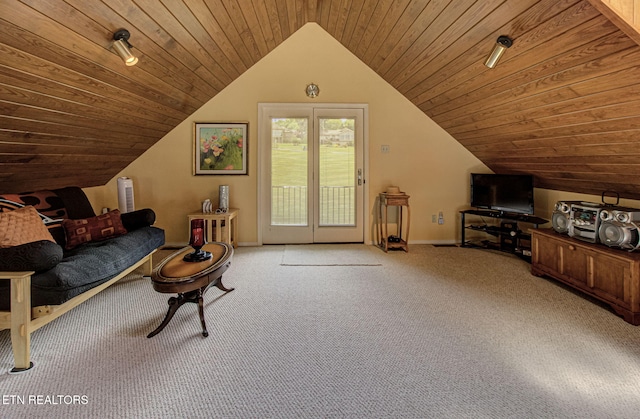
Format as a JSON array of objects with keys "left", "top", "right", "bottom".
[
  {"left": 183, "top": 219, "right": 212, "bottom": 262},
  {"left": 484, "top": 35, "right": 513, "bottom": 69},
  {"left": 112, "top": 29, "right": 138, "bottom": 66}
]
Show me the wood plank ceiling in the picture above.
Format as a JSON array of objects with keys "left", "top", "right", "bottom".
[{"left": 2, "top": 0, "right": 640, "bottom": 199}]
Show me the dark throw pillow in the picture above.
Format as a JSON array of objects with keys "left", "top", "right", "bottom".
[
  {"left": 62, "top": 209, "right": 127, "bottom": 250},
  {"left": 120, "top": 208, "right": 156, "bottom": 231},
  {"left": 0, "top": 240, "right": 63, "bottom": 272}
]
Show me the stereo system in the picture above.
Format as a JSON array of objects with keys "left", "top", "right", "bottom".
[
  {"left": 553, "top": 198, "right": 640, "bottom": 251},
  {"left": 568, "top": 202, "right": 604, "bottom": 243}
]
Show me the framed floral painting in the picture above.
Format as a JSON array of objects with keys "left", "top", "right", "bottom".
[{"left": 193, "top": 122, "right": 248, "bottom": 175}]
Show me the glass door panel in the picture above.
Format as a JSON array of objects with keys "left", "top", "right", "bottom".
[
  {"left": 318, "top": 118, "right": 356, "bottom": 226},
  {"left": 312, "top": 108, "right": 364, "bottom": 243},
  {"left": 270, "top": 118, "right": 308, "bottom": 226},
  {"left": 260, "top": 105, "right": 314, "bottom": 244}
]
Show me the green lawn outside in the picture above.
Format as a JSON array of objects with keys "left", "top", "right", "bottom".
[
  {"left": 271, "top": 143, "right": 355, "bottom": 225},
  {"left": 271, "top": 143, "right": 354, "bottom": 186}
]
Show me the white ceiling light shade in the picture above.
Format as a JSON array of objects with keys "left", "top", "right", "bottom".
[
  {"left": 484, "top": 35, "right": 513, "bottom": 69},
  {"left": 112, "top": 29, "right": 138, "bottom": 66}
]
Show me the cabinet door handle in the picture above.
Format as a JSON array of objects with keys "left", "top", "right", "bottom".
[{"left": 568, "top": 245, "right": 576, "bottom": 251}]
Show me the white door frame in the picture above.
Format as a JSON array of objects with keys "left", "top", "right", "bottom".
[{"left": 257, "top": 103, "right": 369, "bottom": 245}]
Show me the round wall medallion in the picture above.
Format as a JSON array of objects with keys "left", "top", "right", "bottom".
[{"left": 305, "top": 83, "right": 319, "bottom": 98}]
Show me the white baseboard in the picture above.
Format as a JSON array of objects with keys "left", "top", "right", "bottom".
[
  {"left": 409, "top": 239, "right": 459, "bottom": 245},
  {"left": 367, "top": 239, "right": 459, "bottom": 246},
  {"left": 162, "top": 241, "right": 260, "bottom": 248},
  {"left": 164, "top": 241, "right": 458, "bottom": 248},
  {"left": 238, "top": 242, "right": 260, "bottom": 247}
]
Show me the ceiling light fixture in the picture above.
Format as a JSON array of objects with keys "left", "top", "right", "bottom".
[
  {"left": 484, "top": 35, "right": 513, "bottom": 69},
  {"left": 112, "top": 29, "right": 138, "bottom": 66},
  {"left": 305, "top": 83, "right": 319, "bottom": 98}
]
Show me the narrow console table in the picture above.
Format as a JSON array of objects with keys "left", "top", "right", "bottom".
[
  {"left": 531, "top": 228, "right": 640, "bottom": 325},
  {"left": 460, "top": 209, "right": 548, "bottom": 259},
  {"left": 378, "top": 193, "right": 410, "bottom": 252}
]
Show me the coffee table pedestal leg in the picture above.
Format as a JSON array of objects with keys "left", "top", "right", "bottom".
[
  {"left": 149, "top": 243, "right": 235, "bottom": 338},
  {"left": 147, "top": 288, "right": 210, "bottom": 338},
  {"left": 148, "top": 280, "right": 235, "bottom": 338}
]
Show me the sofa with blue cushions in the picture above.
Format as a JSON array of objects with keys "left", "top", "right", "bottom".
[{"left": 0, "top": 186, "right": 165, "bottom": 372}]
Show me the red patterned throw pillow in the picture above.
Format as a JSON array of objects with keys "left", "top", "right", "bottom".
[{"left": 62, "top": 210, "right": 127, "bottom": 250}]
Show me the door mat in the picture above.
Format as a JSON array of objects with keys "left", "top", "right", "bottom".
[{"left": 281, "top": 244, "right": 383, "bottom": 266}]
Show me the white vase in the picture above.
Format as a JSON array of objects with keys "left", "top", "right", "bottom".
[{"left": 202, "top": 199, "right": 212, "bottom": 214}]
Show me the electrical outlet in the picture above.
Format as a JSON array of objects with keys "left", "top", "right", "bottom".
[
  {"left": 381, "top": 145, "right": 390, "bottom": 153},
  {"left": 438, "top": 211, "right": 444, "bottom": 225},
  {"left": 432, "top": 214, "right": 437, "bottom": 223}
]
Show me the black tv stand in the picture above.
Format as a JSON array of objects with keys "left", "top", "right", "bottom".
[{"left": 460, "top": 209, "right": 549, "bottom": 260}]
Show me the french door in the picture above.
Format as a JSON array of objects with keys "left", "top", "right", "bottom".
[{"left": 259, "top": 104, "right": 366, "bottom": 244}]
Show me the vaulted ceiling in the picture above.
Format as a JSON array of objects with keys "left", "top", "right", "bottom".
[{"left": 2, "top": 0, "right": 640, "bottom": 199}]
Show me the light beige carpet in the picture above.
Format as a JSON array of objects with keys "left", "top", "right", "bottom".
[
  {"left": 2, "top": 245, "right": 640, "bottom": 418},
  {"left": 280, "top": 243, "right": 383, "bottom": 266}
]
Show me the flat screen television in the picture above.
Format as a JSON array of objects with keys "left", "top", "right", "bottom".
[{"left": 470, "top": 173, "right": 534, "bottom": 215}]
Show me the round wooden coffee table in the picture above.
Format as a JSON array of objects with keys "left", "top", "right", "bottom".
[{"left": 147, "top": 242, "right": 234, "bottom": 338}]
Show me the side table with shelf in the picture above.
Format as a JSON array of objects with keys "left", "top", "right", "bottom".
[
  {"left": 187, "top": 209, "right": 238, "bottom": 248},
  {"left": 460, "top": 209, "right": 548, "bottom": 259},
  {"left": 378, "top": 193, "right": 410, "bottom": 252}
]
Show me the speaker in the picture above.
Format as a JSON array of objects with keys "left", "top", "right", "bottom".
[
  {"left": 552, "top": 201, "right": 582, "bottom": 234},
  {"left": 598, "top": 207, "right": 640, "bottom": 250},
  {"left": 599, "top": 207, "right": 640, "bottom": 223},
  {"left": 117, "top": 177, "right": 135, "bottom": 213},
  {"left": 598, "top": 220, "right": 640, "bottom": 250}
]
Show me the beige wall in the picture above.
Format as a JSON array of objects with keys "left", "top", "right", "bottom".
[
  {"left": 85, "top": 23, "right": 488, "bottom": 246},
  {"left": 536, "top": 188, "right": 640, "bottom": 221}
]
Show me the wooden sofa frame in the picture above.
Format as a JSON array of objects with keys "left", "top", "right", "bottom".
[{"left": 0, "top": 249, "right": 155, "bottom": 373}]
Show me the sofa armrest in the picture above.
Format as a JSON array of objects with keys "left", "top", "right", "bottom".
[
  {"left": 121, "top": 208, "right": 156, "bottom": 231},
  {"left": 0, "top": 271, "right": 34, "bottom": 372}
]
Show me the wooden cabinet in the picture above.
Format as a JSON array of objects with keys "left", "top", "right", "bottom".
[{"left": 531, "top": 228, "right": 640, "bottom": 325}]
